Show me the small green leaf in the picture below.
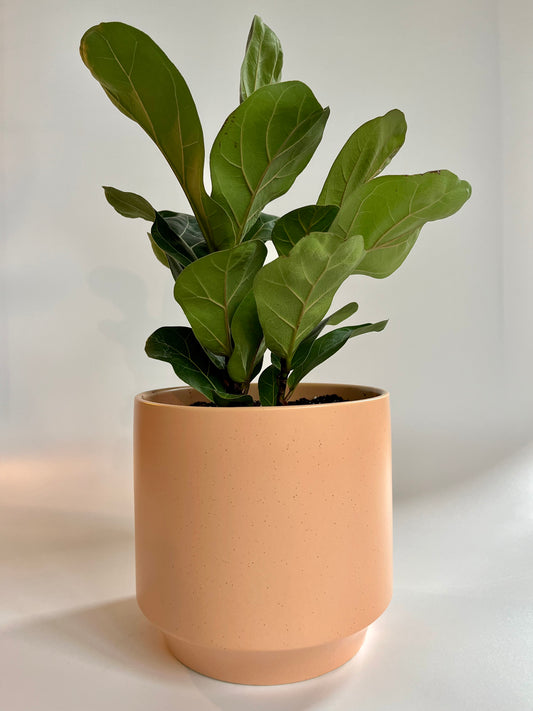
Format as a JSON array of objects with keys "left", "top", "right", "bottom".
[
  {"left": 147, "top": 232, "right": 169, "bottom": 267},
  {"left": 330, "top": 170, "right": 472, "bottom": 278},
  {"left": 270, "top": 353, "right": 282, "bottom": 370},
  {"left": 174, "top": 240, "right": 267, "bottom": 356},
  {"left": 318, "top": 109, "right": 407, "bottom": 207},
  {"left": 243, "top": 213, "right": 278, "bottom": 242},
  {"left": 147, "top": 212, "right": 207, "bottom": 274},
  {"left": 240, "top": 15, "right": 283, "bottom": 103},
  {"left": 297, "top": 301, "right": 360, "bottom": 351},
  {"left": 210, "top": 81, "right": 329, "bottom": 245},
  {"left": 202, "top": 348, "right": 227, "bottom": 370},
  {"left": 254, "top": 232, "right": 365, "bottom": 364},
  {"left": 327, "top": 302, "right": 360, "bottom": 325},
  {"left": 227, "top": 291, "right": 264, "bottom": 383},
  {"left": 258, "top": 364, "right": 280, "bottom": 406},
  {"left": 288, "top": 320, "right": 388, "bottom": 393},
  {"left": 271, "top": 204, "right": 339, "bottom": 256},
  {"left": 145, "top": 326, "right": 227, "bottom": 402},
  {"left": 147, "top": 232, "right": 183, "bottom": 278},
  {"left": 80, "top": 22, "right": 216, "bottom": 248},
  {"left": 103, "top": 186, "right": 155, "bottom": 220},
  {"left": 150, "top": 212, "right": 209, "bottom": 275}
]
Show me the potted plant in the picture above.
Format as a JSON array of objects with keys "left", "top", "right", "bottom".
[{"left": 80, "top": 16, "right": 471, "bottom": 685}]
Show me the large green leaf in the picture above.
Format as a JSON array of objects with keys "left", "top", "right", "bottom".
[
  {"left": 240, "top": 15, "right": 283, "bottom": 103},
  {"left": 287, "top": 320, "right": 388, "bottom": 394},
  {"left": 80, "top": 22, "right": 217, "bottom": 248},
  {"left": 202, "top": 194, "right": 236, "bottom": 250},
  {"left": 145, "top": 326, "right": 227, "bottom": 401},
  {"left": 254, "top": 233, "right": 365, "bottom": 364},
  {"left": 227, "top": 291, "right": 265, "bottom": 383},
  {"left": 210, "top": 81, "right": 329, "bottom": 245},
  {"left": 271, "top": 204, "right": 339, "bottom": 256},
  {"left": 103, "top": 186, "right": 155, "bottom": 220},
  {"left": 354, "top": 226, "right": 422, "bottom": 278},
  {"left": 318, "top": 109, "right": 407, "bottom": 207},
  {"left": 330, "top": 170, "right": 472, "bottom": 278},
  {"left": 174, "top": 240, "right": 267, "bottom": 356}
]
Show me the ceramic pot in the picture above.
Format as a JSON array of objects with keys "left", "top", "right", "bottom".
[{"left": 134, "top": 383, "right": 392, "bottom": 685}]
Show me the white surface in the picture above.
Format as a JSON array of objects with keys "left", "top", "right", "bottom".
[
  {"left": 1, "top": 446, "right": 531, "bottom": 710},
  {"left": 3, "top": 0, "right": 533, "bottom": 496}
]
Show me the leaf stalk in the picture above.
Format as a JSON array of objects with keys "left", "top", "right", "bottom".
[{"left": 276, "top": 358, "right": 289, "bottom": 406}]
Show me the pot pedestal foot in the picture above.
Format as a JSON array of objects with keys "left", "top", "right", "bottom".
[{"left": 163, "top": 628, "right": 367, "bottom": 685}]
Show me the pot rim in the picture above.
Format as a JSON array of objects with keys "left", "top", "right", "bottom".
[{"left": 135, "top": 383, "right": 389, "bottom": 411}]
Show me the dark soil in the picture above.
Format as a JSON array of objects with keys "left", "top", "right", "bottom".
[
  {"left": 191, "top": 394, "right": 347, "bottom": 407},
  {"left": 288, "top": 394, "right": 347, "bottom": 406}
]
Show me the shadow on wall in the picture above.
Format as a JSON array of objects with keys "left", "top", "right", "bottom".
[
  {"left": 87, "top": 265, "right": 160, "bottom": 431},
  {"left": 87, "top": 265, "right": 154, "bottom": 381}
]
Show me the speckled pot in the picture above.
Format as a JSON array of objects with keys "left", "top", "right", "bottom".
[{"left": 134, "top": 383, "right": 392, "bottom": 685}]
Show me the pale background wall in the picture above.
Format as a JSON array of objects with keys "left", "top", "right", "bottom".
[{"left": 2, "top": 0, "right": 532, "bottom": 496}]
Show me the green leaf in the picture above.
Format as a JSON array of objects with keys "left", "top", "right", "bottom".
[
  {"left": 145, "top": 326, "right": 228, "bottom": 402},
  {"left": 202, "top": 194, "right": 236, "bottom": 250},
  {"left": 330, "top": 170, "right": 472, "bottom": 278},
  {"left": 227, "top": 291, "right": 264, "bottom": 383},
  {"left": 318, "top": 109, "right": 407, "bottom": 207},
  {"left": 151, "top": 212, "right": 209, "bottom": 275},
  {"left": 147, "top": 232, "right": 170, "bottom": 267},
  {"left": 271, "top": 204, "right": 339, "bottom": 256},
  {"left": 210, "top": 81, "right": 329, "bottom": 245},
  {"left": 288, "top": 320, "right": 388, "bottom": 393},
  {"left": 152, "top": 210, "right": 209, "bottom": 271},
  {"left": 213, "top": 391, "right": 255, "bottom": 407},
  {"left": 80, "top": 22, "right": 216, "bottom": 249},
  {"left": 202, "top": 348, "right": 227, "bottom": 370},
  {"left": 240, "top": 15, "right": 283, "bottom": 103},
  {"left": 270, "top": 353, "right": 282, "bottom": 370},
  {"left": 254, "top": 232, "right": 365, "bottom": 364},
  {"left": 258, "top": 364, "right": 280, "bottom": 406},
  {"left": 327, "top": 302, "right": 360, "bottom": 325},
  {"left": 297, "top": 301, "right": 360, "bottom": 350},
  {"left": 174, "top": 240, "right": 267, "bottom": 356},
  {"left": 243, "top": 213, "right": 278, "bottom": 242},
  {"left": 148, "top": 232, "right": 185, "bottom": 277},
  {"left": 103, "top": 186, "right": 155, "bottom": 220},
  {"left": 146, "top": 328, "right": 252, "bottom": 406}
]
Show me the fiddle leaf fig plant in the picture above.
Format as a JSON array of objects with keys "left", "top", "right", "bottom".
[{"left": 80, "top": 16, "right": 471, "bottom": 406}]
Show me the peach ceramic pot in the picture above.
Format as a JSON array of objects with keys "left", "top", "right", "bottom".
[{"left": 134, "top": 383, "right": 392, "bottom": 685}]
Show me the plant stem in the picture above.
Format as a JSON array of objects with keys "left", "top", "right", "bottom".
[
  {"left": 276, "top": 358, "right": 289, "bottom": 406},
  {"left": 222, "top": 361, "right": 249, "bottom": 396}
]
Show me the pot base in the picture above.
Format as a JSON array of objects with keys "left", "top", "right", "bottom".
[{"left": 164, "top": 628, "right": 367, "bottom": 685}]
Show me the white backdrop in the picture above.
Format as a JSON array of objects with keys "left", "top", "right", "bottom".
[{"left": 2, "top": 0, "right": 532, "bottom": 495}]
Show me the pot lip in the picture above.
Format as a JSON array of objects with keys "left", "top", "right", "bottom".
[{"left": 135, "top": 383, "right": 389, "bottom": 411}]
